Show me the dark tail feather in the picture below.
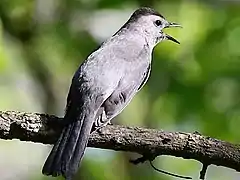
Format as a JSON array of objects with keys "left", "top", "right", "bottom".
[
  {"left": 42, "top": 112, "right": 94, "bottom": 180},
  {"left": 42, "top": 124, "right": 72, "bottom": 176}
]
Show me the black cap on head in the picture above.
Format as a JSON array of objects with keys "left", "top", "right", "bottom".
[
  {"left": 130, "top": 7, "right": 164, "bottom": 20},
  {"left": 113, "top": 7, "right": 164, "bottom": 36}
]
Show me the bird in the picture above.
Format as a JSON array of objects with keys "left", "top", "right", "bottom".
[{"left": 42, "top": 7, "right": 181, "bottom": 180}]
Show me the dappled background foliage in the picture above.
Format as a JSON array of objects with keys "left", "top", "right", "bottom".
[{"left": 0, "top": 0, "right": 239, "bottom": 180}]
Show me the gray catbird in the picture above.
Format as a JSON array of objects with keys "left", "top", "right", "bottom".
[{"left": 42, "top": 7, "right": 181, "bottom": 180}]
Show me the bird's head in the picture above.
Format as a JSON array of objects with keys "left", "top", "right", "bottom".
[{"left": 120, "top": 7, "right": 181, "bottom": 46}]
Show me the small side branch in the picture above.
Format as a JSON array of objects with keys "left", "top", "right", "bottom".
[
  {"left": 200, "top": 163, "right": 209, "bottom": 180},
  {"left": 0, "top": 110, "right": 240, "bottom": 178}
]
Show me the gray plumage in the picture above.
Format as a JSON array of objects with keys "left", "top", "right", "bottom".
[{"left": 42, "top": 7, "right": 180, "bottom": 180}]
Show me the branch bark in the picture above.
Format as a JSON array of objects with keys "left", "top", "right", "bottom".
[{"left": 0, "top": 110, "right": 239, "bottom": 179}]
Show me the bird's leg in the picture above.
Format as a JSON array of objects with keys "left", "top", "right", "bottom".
[
  {"left": 94, "top": 120, "right": 112, "bottom": 133},
  {"left": 107, "top": 121, "right": 113, "bottom": 125},
  {"left": 91, "top": 110, "right": 112, "bottom": 133}
]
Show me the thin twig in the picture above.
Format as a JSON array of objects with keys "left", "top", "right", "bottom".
[
  {"left": 149, "top": 160, "right": 192, "bottom": 179},
  {"left": 130, "top": 155, "right": 192, "bottom": 179}
]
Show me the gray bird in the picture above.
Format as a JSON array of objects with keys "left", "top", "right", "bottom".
[{"left": 42, "top": 7, "right": 181, "bottom": 180}]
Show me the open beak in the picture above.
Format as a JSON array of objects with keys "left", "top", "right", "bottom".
[
  {"left": 164, "top": 34, "right": 180, "bottom": 44},
  {"left": 163, "top": 22, "right": 181, "bottom": 44},
  {"left": 166, "top": 22, "right": 182, "bottom": 28}
]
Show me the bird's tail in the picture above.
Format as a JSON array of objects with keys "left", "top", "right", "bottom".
[{"left": 42, "top": 107, "right": 95, "bottom": 180}]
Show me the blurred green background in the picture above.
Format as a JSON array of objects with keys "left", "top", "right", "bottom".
[{"left": 0, "top": 0, "right": 239, "bottom": 180}]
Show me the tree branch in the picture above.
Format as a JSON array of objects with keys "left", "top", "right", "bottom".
[{"left": 0, "top": 110, "right": 239, "bottom": 178}]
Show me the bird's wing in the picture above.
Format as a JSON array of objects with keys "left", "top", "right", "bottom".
[{"left": 137, "top": 63, "right": 151, "bottom": 91}]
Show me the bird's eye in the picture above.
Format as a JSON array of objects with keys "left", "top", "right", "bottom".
[{"left": 155, "top": 20, "right": 162, "bottom": 26}]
